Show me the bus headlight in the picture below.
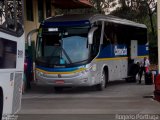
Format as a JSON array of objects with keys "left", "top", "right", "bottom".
[
  {"left": 91, "top": 64, "right": 97, "bottom": 72},
  {"left": 36, "top": 71, "right": 44, "bottom": 77},
  {"left": 80, "top": 64, "right": 96, "bottom": 74}
]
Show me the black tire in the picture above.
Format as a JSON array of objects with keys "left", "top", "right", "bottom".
[
  {"left": 96, "top": 71, "right": 106, "bottom": 91},
  {"left": 104, "top": 69, "right": 108, "bottom": 88},
  {"left": 0, "top": 89, "right": 3, "bottom": 120},
  {"left": 54, "top": 87, "right": 63, "bottom": 92},
  {"left": 126, "top": 76, "right": 136, "bottom": 83},
  {"left": 131, "top": 76, "right": 137, "bottom": 83},
  {"left": 26, "top": 71, "right": 31, "bottom": 89},
  {"left": 128, "top": 63, "right": 139, "bottom": 83},
  {"left": 125, "top": 78, "right": 129, "bottom": 82}
]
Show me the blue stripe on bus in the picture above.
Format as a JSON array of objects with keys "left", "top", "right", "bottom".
[
  {"left": 42, "top": 20, "right": 90, "bottom": 27},
  {"left": 36, "top": 65, "right": 85, "bottom": 72},
  {"left": 98, "top": 44, "right": 148, "bottom": 58},
  {"left": 98, "top": 44, "right": 128, "bottom": 58},
  {"left": 138, "top": 45, "right": 149, "bottom": 56}
]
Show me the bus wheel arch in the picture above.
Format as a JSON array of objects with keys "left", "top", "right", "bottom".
[
  {"left": 103, "top": 66, "right": 109, "bottom": 88},
  {"left": 0, "top": 87, "right": 3, "bottom": 119}
]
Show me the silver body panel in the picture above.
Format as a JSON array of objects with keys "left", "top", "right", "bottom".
[
  {"left": 93, "top": 58, "right": 128, "bottom": 81},
  {"left": 35, "top": 64, "right": 99, "bottom": 87},
  {"left": 35, "top": 57, "right": 130, "bottom": 87}
]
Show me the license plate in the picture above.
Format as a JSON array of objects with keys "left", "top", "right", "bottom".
[{"left": 55, "top": 80, "right": 64, "bottom": 84}]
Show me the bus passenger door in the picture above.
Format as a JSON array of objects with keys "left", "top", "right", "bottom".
[
  {"left": 128, "top": 40, "right": 138, "bottom": 78},
  {"left": 130, "top": 40, "right": 138, "bottom": 59}
]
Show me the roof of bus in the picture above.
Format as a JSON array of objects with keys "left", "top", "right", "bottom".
[{"left": 43, "top": 14, "right": 147, "bottom": 28}]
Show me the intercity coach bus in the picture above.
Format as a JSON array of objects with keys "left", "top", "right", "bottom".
[
  {"left": 28, "top": 14, "right": 148, "bottom": 91},
  {"left": 0, "top": 0, "right": 25, "bottom": 119}
]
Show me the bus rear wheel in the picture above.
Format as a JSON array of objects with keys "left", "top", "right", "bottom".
[
  {"left": 126, "top": 76, "right": 136, "bottom": 83},
  {"left": 96, "top": 71, "right": 106, "bottom": 91}
]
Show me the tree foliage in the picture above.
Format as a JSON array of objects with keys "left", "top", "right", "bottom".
[
  {"left": 111, "top": 0, "right": 157, "bottom": 43},
  {"left": 111, "top": 0, "right": 157, "bottom": 63},
  {"left": 55, "top": 0, "right": 117, "bottom": 15},
  {"left": 90, "top": 0, "right": 117, "bottom": 13}
]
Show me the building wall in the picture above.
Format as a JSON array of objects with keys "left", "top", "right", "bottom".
[
  {"left": 24, "top": 0, "right": 92, "bottom": 42},
  {"left": 24, "top": 0, "right": 55, "bottom": 41}
]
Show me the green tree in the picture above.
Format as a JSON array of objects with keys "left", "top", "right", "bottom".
[
  {"left": 55, "top": 0, "right": 117, "bottom": 15},
  {"left": 90, "top": 0, "right": 117, "bottom": 13}
]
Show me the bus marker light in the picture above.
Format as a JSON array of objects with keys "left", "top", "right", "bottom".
[{"left": 91, "top": 64, "right": 97, "bottom": 71}]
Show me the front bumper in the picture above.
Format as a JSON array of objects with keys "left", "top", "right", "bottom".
[{"left": 35, "top": 70, "right": 94, "bottom": 87}]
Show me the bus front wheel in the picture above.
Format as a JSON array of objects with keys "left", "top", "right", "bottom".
[{"left": 96, "top": 71, "right": 106, "bottom": 91}]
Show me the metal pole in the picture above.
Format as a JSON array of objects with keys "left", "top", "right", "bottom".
[
  {"left": 27, "top": 29, "right": 38, "bottom": 46},
  {"left": 158, "top": 1, "right": 160, "bottom": 74}
]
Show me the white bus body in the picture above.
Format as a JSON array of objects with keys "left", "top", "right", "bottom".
[{"left": 0, "top": 0, "right": 25, "bottom": 119}]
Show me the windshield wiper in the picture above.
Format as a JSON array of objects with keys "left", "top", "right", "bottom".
[
  {"left": 47, "top": 46, "right": 72, "bottom": 64},
  {"left": 61, "top": 47, "right": 72, "bottom": 64},
  {"left": 64, "top": 59, "right": 89, "bottom": 67}
]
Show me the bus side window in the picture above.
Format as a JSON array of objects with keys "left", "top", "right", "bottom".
[
  {"left": 109, "top": 32, "right": 117, "bottom": 45},
  {"left": 103, "top": 32, "right": 111, "bottom": 46},
  {"left": 103, "top": 23, "right": 115, "bottom": 46},
  {"left": 91, "top": 26, "right": 101, "bottom": 57},
  {"left": 105, "top": 23, "right": 118, "bottom": 45},
  {"left": 0, "top": 38, "right": 17, "bottom": 69}
]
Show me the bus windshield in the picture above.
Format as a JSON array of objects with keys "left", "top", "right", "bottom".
[{"left": 36, "top": 26, "right": 90, "bottom": 66}]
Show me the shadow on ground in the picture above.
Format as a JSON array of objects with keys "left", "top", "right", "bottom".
[{"left": 24, "top": 80, "right": 138, "bottom": 94}]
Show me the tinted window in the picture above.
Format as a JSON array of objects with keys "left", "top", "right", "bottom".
[{"left": 0, "top": 38, "right": 17, "bottom": 69}]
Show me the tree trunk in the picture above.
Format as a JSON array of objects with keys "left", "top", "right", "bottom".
[{"left": 96, "top": 0, "right": 102, "bottom": 13}]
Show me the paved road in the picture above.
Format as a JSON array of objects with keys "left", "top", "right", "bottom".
[{"left": 18, "top": 80, "right": 160, "bottom": 120}]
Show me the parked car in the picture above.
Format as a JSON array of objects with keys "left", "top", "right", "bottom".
[{"left": 154, "top": 74, "right": 160, "bottom": 102}]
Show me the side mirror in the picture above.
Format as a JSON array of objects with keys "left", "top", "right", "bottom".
[
  {"left": 88, "top": 27, "right": 98, "bottom": 45},
  {"left": 27, "top": 29, "right": 38, "bottom": 46}
]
